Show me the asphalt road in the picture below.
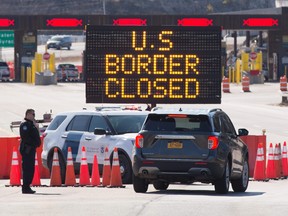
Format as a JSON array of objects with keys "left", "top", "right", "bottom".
[{"left": 0, "top": 178, "right": 288, "bottom": 216}]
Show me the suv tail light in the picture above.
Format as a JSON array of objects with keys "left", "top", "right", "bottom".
[
  {"left": 135, "top": 134, "right": 144, "bottom": 148},
  {"left": 208, "top": 136, "right": 219, "bottom": 150}
]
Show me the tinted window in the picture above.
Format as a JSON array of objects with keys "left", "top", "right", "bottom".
[
  {"left": 107, "top": 115, "right": 147, "bottom": 134},
  {"left": 88, "top": 116, "right": 109, "bottom": 132},
  {"left": 213, "top": 115, "right": 221, "bottom": 132},
  {"left": 221, "top": 114, "right": 236, "bottom": 135},
  {"left": 46, "top": 115, "right": 66, "bottom": 130},
  {"left": 66, "top": 115, "right": 91, "bottom": 131},
  {"left": 144, "top": 114, "right": 211, "bottom": 132},
  {"left": 51, "top": 36, "right": 62, "bottom": 41}
]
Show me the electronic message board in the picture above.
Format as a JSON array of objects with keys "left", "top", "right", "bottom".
[{"left": 85, "top": 25, "right": 222, "bottom": 104}]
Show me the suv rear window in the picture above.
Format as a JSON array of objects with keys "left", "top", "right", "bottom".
[
  {"left": 46, "top": 115, "right": 67, "bottom": 130},
  {"left": 143, "top": 114, "right": 212, "bottom": 132}
]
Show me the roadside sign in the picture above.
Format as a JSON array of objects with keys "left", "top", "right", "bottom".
[
  {"left": 43, "top": 52, "right": 50, "bottom": 60},
  {"left": 250, "top": 52, "right": 257, "bottom": 60},
  {"left": 0, "top": 30, "right": 14, "bottom": 47},
  {"left": 85, "top": 25, "right": 222, "bottom": 104}
]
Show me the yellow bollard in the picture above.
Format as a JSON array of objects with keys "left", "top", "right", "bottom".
[
  {"left": 236, "top": 58, "right": 241, "bottom": 84},
  {"left": 34, "top": 53, "right": 42, "bottom": 72},
  {"left": 26, "top": 67, "right": 32, "bottom": 84},
  {"left": 241, "top": 52, "right": 249, "bottom": 72},
  {"left": 49, "top": 53, "right": 55, "bottom": 73},
  {"left": 31, "top": 60, "right": 36, "bottom": 84}
]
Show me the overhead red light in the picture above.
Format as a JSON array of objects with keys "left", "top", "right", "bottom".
[
  {"left": 243, "top": 18, "right": 278, "bottom": 27},
  {"left": 0, "top": 18, "right": 14, "bottom": 27},
  {"left": 46, "top": 18, "right": 83, "bottom": 27},
  {"left": 113, "top": 18, "right": 147, "bottom": 26},
  {"left": 178, "top": 18, "right": 213, "bottom": 27}
]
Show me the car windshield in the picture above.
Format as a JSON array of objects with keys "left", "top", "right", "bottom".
[
  {"left": 107, "top": 114, "right": 147, "bottom": 134},
  {"left": 50, "top": 37, "right": 62, "bottom": 41},
  {"left": 143, "top": 114, "right": 212, "bottom": 132},
  {"left": 58, "top": 64, "right": 76, "bottom": 69},
  {"left": 0, "top": 62, "right": 8, "bottom": 67}
]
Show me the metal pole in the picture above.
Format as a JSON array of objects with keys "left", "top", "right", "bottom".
[
  {"left": 233, "top": 31, "right": 237, "bottom": 58},
  {"left": 103, "top": 0, "right": 106, "bottom": 15}
]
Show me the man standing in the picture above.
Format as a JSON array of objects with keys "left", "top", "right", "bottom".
[{"left": 19, "top": 109, "right": 41, "bottom": 194}]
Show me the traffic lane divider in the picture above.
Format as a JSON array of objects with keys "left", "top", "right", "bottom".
[{"left": 0, "top": 136, "right": 50, "bottom": 179}]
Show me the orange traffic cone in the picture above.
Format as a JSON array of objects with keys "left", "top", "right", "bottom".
[
  {"left": 274, "top": 143, "right": 281, "bottom": 179},
  {"left": 266, "top": 143, "right": 276, "bottom": 179},
  {"left": 79, "top": 146, "right": 90, "bottom": 186},
  {"left": 91, "top": 155, "right": 101, "bottom": 186},
  {"left": 50, "top": 148, "right": 62, "bottom": 186},
  {"left": 31, "top": 154, "right": 41, "bottom": 186},
  {"left": 101, "top": 147, "right": 111, "bottom": 187},
  {"left": 277, "top": 143, "right": 283, "bottom": 178},
  {"left": 65, "top": 147, "right": 76, "bottom": 186},
  {"left": 253, "top": 143, "right": 266, "bottom": 181},
  {"left": 108, "top": 147, "right": 124, "bottom": 187},
  {"left": 282, "top": 141, "right": 288, "bottom": 177},
  {"left": 9, "top": 146, "right": 21, "bottom": 186}
]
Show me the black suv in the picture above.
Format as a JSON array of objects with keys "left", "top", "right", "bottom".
[
  {"left": 132, "top": 108, "right": 249, "bottom": 194},
  {"left": 47, "top": 36, "right": 72, "bottom": 50}
]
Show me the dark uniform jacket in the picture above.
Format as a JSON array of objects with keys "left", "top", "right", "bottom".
[{"left": 20, "top": 118, "right": 41, "bottom": 153}]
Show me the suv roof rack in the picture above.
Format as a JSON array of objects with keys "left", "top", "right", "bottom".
[
  {"left": 95, "top": 106, "right": 122, "bottom": 111},
  {"left": 95, "top": 105, "right": 142, "bottom": 111},
  {"left": 208, "top": 108, "right": 222, "bottom": 113}
]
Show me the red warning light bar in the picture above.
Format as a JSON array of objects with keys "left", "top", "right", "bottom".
[
  {"left": 46, "top": 18, "right": 83, "bottom": 27},
  {"left": 178, "top": 18, "right": 213, "bottom": 26},
  {"left": 113, "top": 18, "right": 147, "bottom": 26},
  {"left": 0, "top": 18, "right": 14, "bottom": 27},
  {"left": 243, "top": 18, "right": 278, "bottom": 27}
]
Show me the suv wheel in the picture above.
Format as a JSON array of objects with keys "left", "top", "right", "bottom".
[
  {"left": 231, "top": 157, "right": 249, "bottom": 192},
  {"left": 153, "top": 181, "right": 169, "bottom": 190},
  {"left": 133, "top": 174, "right": 148, "bottom": 193},
  {"left": 214, "top": 161, "right": 230, "bottom": 194},
  {"left": 118, "top": 154, "right": 132, "bottom": 184}
]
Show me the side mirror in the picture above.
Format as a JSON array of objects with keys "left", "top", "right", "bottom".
[
  {"left": 94, "top": 128, "right": 107, "bottom": 135},
  {"left": 238, "top": 128, "right": 249, "bottom": 136}
]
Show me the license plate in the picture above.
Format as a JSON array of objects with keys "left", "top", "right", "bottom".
[{"left": 168, "top": 141, "right": 183, "bottom": 149}]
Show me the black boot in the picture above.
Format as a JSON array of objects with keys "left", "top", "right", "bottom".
[{"left": 22, "top": 186, "right": 36, "bottom": 194}]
